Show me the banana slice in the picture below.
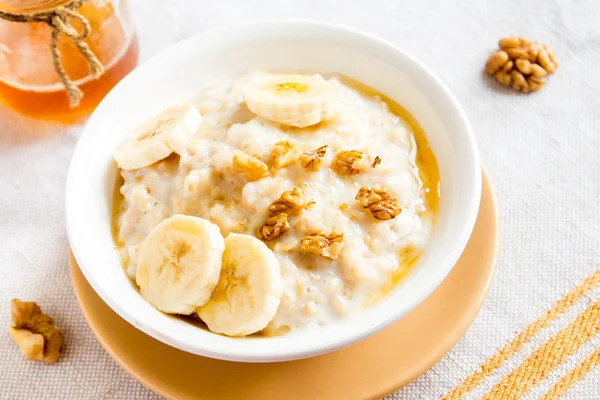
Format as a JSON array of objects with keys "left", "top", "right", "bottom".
[
  {"left": 197, "top": 233, "right": 283, "bottom": 337},
  {"left": 136, "top": 214, "right": 225, "bottom": 315},
  {"left": 243, "top": 74, "right": 337, "bottom": 128},
  {"left": 114, "top": 104, "right": 202, "bottom": 170}
]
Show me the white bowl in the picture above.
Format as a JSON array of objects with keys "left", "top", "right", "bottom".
[{"left": 66, "top": 20, "right": 481, "bottom": 362}]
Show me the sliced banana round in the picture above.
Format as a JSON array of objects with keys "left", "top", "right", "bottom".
[
  {"left": 243, "top": 74, "right": 337, "bottom": 128},
  {"left": 114, "top": 104, "right": 202, "bottom": 170},
  {"left": 197, "top": 233, "right": 283, "bottom": 337},
  {"left": 136, "top": 214, "right": 224, "bottom": 315}
]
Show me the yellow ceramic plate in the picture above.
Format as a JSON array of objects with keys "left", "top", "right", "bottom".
[{"left": 70, "top": 170, "right": 499, "bottom": 400}]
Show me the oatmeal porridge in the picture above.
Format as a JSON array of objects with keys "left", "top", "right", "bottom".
[{"left": 112, "top": 72, "right": 439, "bottom": 337}]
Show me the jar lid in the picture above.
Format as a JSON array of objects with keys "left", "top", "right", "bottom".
[{"left": 0, "top": 0, "right": 73, "bottom": 14}]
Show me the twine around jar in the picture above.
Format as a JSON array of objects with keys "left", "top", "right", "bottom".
[{"left": 0, "top": 0, "right": 104, "bottom": 107}]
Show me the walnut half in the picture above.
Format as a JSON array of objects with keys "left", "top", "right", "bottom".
[
  {"left": 259, "top": 213, "right": 290, "bottom": 241},
  {"left": 300, "top": 145, "right": 327, "bottom": 171},
  {"left": 232, "top": 150, "right": 270, "bottom": 181},
  {"left": 268, "top": 187, "right": 314, "bottom": 215},
  {"left": 8, "top": 299, "right": 63, "bottom": 363},
  {"left": 485, "top": 36, "right": 557, "bottom": 93},
  {"left": 300, "top": 232, "right": 344, "bottom": 260},
  {"left": 356, "top": 185, "right": 402, "bottom": 220},
  {"left": 331, "top": 150, "right": 369, "bottom": 176}
]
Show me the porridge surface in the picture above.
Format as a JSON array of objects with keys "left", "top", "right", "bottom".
[{"left": 115, "top": 72, "right": 438, "bottom": 335}]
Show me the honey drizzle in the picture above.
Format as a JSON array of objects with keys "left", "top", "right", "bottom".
[{"left": 111, "top": 173, "right": 125, "bottom": 249}]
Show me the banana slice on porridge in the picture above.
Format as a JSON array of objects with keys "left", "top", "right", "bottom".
[
  {"left": 197, "top": 233, "right": 284, "bottom": 337},
  {"left": 243, "top": 74, "right": 337, "bottom": 128},
  {"left": 136, "top": 215, "right": 224, "bottom": 315},
  {"left": 114, "top": 104, "right": 202, "bottom": 170}
]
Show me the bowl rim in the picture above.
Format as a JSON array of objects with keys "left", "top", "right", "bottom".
[{"left": 66, "top": 19, "right": 481, "bottom": 362}]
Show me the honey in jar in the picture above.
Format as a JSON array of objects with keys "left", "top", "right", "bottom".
[{"left": 0, "top": 0, "right": 138, "bottom": 122}]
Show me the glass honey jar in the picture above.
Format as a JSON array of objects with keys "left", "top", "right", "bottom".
[{"left": 0, "top": 0, "right": 138, "bottom": 122}]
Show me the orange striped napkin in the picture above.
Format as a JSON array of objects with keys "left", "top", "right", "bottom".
[{"left": 442, "top": 269, "right": 600, "bottom": 399}]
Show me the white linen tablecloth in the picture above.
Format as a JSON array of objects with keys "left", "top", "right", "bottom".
[{"left": 1, "top": 0, "right": 599, "bottom": 398}]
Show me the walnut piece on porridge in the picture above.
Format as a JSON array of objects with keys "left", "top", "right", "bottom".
[
  {"left": 259, "top": 212, "right": 290, "bottom": 241},
  {"left": 300, "top": 232, "right": 344, "bottom": 260},
  {"left": 259, "top": 187, "right": 312, "bottom": 241},
  {"left": 270, "top": 140, "right": 303, "bottom": 169},
  {"left": 232, "top": 150, "right": 270, "bottom": 181},
  {"left": 300, "top": 145, "right": 327, "bottom": 171},
  {"left": 355, "top": 185, "right": 402, "bottom": 220},
  {"left": 268, "top": 187, "right": 314, "bottom": 215},
  {"left": 331, "top": 150, "right": 369, "bottom": 176},
  {"left": 371, "top": 156, "right": 382, "bottom": 168},
  {"left": 8, "top": 299, "right": 63, "bottom": 363}
]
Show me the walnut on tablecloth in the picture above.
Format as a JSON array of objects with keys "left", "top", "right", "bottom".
[
  {"left": 485, "top": 36, "right": 558, "bottom": 93},
  {"left": 8, "top": 299, "right": 63, "bottom": 363}
]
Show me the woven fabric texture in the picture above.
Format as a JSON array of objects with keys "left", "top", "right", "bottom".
[{"left": 0, "top": 0, "right": 598, "bottom": 398}]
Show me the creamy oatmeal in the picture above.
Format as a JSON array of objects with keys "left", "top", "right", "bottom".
[{"left": 113, "top": 72, "right": 439, "bottom": 336}]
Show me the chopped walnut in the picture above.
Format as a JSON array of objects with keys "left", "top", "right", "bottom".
[
  {"left": 9, "top": 328, "right": 45, "bottom": 361},
  {"left": 485, "top": 36, "right": 557, "bottom": 93},
  {"left": 268, "top": 187, "right": 313, "bottom": 215},
  {"left": 232, "top": 150, "right": 270, "bottom": 181},
  {"left": 331, "top": 150, "right": 369, "bottom": 175},
  {"left": 270, "top": 141, "right": 303, "bottom": 169},
  {"left": 8, "top": 299, "right": 63, "bottom": 363},
  {"left": 300, "top": 145, "right": 327, "bottom": 171},
  {"left": 300, "top": 232, "right": 344, "bottom": 260},
  {"left": 259, "top": 213, "right": 290, "bottom": 240},
  {"left": 355, "top": 185, "right": 402, "bottom": 220},
  {"left": 371, "top": 156, "right": 382, "bottom": 168}
]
